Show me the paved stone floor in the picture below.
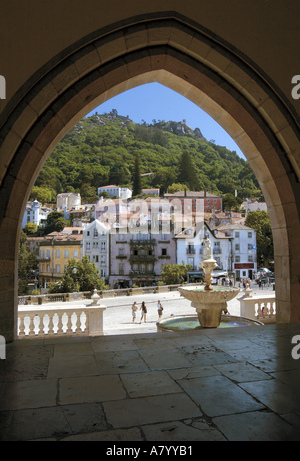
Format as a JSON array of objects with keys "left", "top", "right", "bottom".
[{"left": 1, "top": 322, "right": 300, "bottom": 441}]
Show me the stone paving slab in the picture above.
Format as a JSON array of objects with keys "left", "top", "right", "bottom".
[{"left": 1, "top": 323, "right": 300, "bottom": 441}]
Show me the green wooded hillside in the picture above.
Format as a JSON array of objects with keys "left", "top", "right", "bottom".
[{"left": 33, "top": 110, "right": 261, "bottom": 204}]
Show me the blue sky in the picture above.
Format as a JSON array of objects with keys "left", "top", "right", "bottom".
[{"left": 87, "top": 82, "right": 246, "bottom": 159}]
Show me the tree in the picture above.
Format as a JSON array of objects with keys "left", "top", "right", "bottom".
[
  {"left": 18, "top": 230, "right": 38, "bottom": 295},
  {"left": 177, "top": 150, "right": 200, "bottom": 190},
  {"left": 245, "top": 210, "right": 274, "bottom": 266},
  {"left": 43, "top": 211, "right": 68, "bottom": 235},
  {"left": 48, "top": 256, "right": 106, "bottom": 293},
  {"left": 160, "top": 262, "right": 192, "bottom": 285},
  {"left": 132, "top": 153, "right": 142, "bottom": 196}
]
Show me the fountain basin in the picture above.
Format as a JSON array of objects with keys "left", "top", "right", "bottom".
[
  {"left": 178, "top": 285, "right": 240, "bottom": 328},
  {"left": 157, "top": 314, "right": 263, "bottom": 332}
]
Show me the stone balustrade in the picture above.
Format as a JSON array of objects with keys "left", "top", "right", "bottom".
[
  {"left": 239, "top": 292, "right": 276, "bottom": 324},
  {"left": 18, "top": 283, "right": 189, "bottom": 305},
  {"left": 18, "top": 304, "right": 106, "bottom": 338}
]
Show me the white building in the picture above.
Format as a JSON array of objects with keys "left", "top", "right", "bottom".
[
  {"left": 21, "top": 199, "right": 51, "bottom": 229},
  {"left": 82, "top": 219, "right": 110, "bottom": 281},
  {"left": 215, "top": 222, "right": 257, "bottom": 280},
  {"left": 97, "top": 185, "right": 132, "bottom": 199},
  {"left": 241, "top": 199, "right": 268, "bottom": 215},
  {"left": 175, "top": 222, "right": 232, "bottom": 282},
  {"left": 57, "top": 193, "right": 81, "bottom": 214}
]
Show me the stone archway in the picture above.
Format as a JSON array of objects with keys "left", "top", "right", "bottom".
[{"left": 0, "top": 16, "right": 299, "bottom": 341}]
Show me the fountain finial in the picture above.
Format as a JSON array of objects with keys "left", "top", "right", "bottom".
[{"left": 200, "top": 238, "right": 218, "bottom": 291}]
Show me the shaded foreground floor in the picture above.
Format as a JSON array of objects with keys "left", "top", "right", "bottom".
[{"left": 0, "top": 324, "right": 300, "bottom": 441}]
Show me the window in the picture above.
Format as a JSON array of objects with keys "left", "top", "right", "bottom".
[
  {"left": 119, "top": 263, "right": 124, "bottom": 275},
  {"left": 55, "top": 264, "right": 60, "bottom": 273},
  {"left": 101, "top": 255, "right": 105, "bottom": 265},
  {"left": 248, "top": 255, "right": 253, "bottom": 262},
  {"left": 73, "top": 249, "right": 78, "bottom": 258},
  {"left": 248, "top": 232, "right": 252, "bottom": 238},
  {"left": 101, "top": 242, "right": 106, "bottom": 251},
  {"left": 64, "top": 249, "right": 69, "bottom": 258},
  {"left": 119, "top": 248, "right": 125, "bottom": 256},
  {"left": 55, "top": 249, "right": 60, "bottom": 258},
  {"left": 161, "top": 248, "right": 167, "bottom": 256},
  {"left": 235, "top": 232, "right": 240, "bottom": 238},
  {"left": 93, "top": 228, "right": 98, "bottom": 238},
  {"left": 86, "top": 242, "right": 90, "bottom": 250},
  {"left": 188, "top": 257, "right": 194, "bottom": 266},
  {"left": 235, "top": 256, "right": 240, "bottom": 262},
  {"left": 248, "top": 244, "right": 252, "bottom": 251},
  {"left": 235, "top": 244, "right": 240, "bottom": 251}
]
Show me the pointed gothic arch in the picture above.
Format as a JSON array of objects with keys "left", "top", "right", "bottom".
[{"left": 0, "top": 15, "right": 299, "bottom": 340}]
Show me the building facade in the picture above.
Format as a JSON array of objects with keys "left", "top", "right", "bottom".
[
  {"left": 109, "top": 228, "right": 176, "bottom": 288},
  {"left": 215, "top": 223, "right": 257, "bottom": 280},
  {"left": 57, "top": 193, "right": 81, "bottom": 212},
  {"left": 82, "top": 219, "right": 110, "bottom": 282},
  {"left": 175, "top": 223, "right": 232, "bottom": 282},
  {"left": 38, "top": 230, "right": 83, "bottom": 287},
  {"left": 21, "top": 199, "right": 51, "bottom": 229},
  {"left": 97, "top": 185, "right": 132, "bottom": 199},
  {"left": 164, "top": 190, "right": 222, "bottom": 214}
]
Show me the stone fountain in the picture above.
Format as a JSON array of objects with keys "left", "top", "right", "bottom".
[{"left": 178, "top": 238, "right": 240, "bottom": 328}]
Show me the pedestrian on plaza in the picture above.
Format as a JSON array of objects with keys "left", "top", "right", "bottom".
[
  {"left": 140, "top": 301, "right": 147, "bottom": 323},
  {"left": 258, "top": 279, "right": 262, "bottom": 289},
  {"left": 157, "top": 300, "right": 163, "bottom": 320},
  {"left": 132, "top": 301, "right": 138, "bottom": 323}
]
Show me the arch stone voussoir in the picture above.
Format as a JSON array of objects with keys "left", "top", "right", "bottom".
[{"left": 0, "top": 15, "right": 299, "bottom": 340}]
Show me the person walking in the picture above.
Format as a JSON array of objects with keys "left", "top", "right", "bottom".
[
  {"left": 132, "top": 301, "right": 138, "bottom": 323},
  {"left": 157, "top": 300, "right": 163, "bottom": 320},
  {"left": 140, "top": 301, "right": 147, "bottom": 323}
]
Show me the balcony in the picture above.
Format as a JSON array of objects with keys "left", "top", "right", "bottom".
[
  {"left": 129, "top": 254, "right": 156, "bottom": 262},
  {"left": 37, "top": 255, "right": 51, "bottom": 261},
  {"left": 186, "top": 248, "right": 195, "bottom": 254},
  {"left": 129, "top": 239, "right": 156, "bottom": 245}
]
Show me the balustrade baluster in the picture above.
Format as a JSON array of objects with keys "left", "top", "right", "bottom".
[
  {"left": 18, "top": 314, "right": 26, "bottom": 337},
  {"left": 28, "top": 313, "right": 36, "bottom": 336},
  {"left": 75, "top": 312, "right": 81, "bottom": 333},
  {"left": 48, "top": 313, "right": 55, "bottom": 335},
  {"left": 84, "top": 311, "right": 89, "bottom": 334},
  {"left": 66, "top": 313, "right": 73, "bottom": 334},
  {"left": 56, "top": 313, "right": 64, "bottom": 335},
  {"left": 34, "top": 314, "right": 41, "bottom": 335},
  {"left": 256, "top": 302, "right": 262, "bottom": 319}
]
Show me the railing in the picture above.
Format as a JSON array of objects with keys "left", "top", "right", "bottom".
[
  {"left": 18, "top": 305, "right": 106, "bottom": 338},
  {"left": 18, "top": 283, "right": 192, "bottom": 305},
  {"left": 18, "top": 291, "right": 91, "bottom": 305},
  {"left": 239, "top": 292, "right": 276, "bottom": 324}
]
